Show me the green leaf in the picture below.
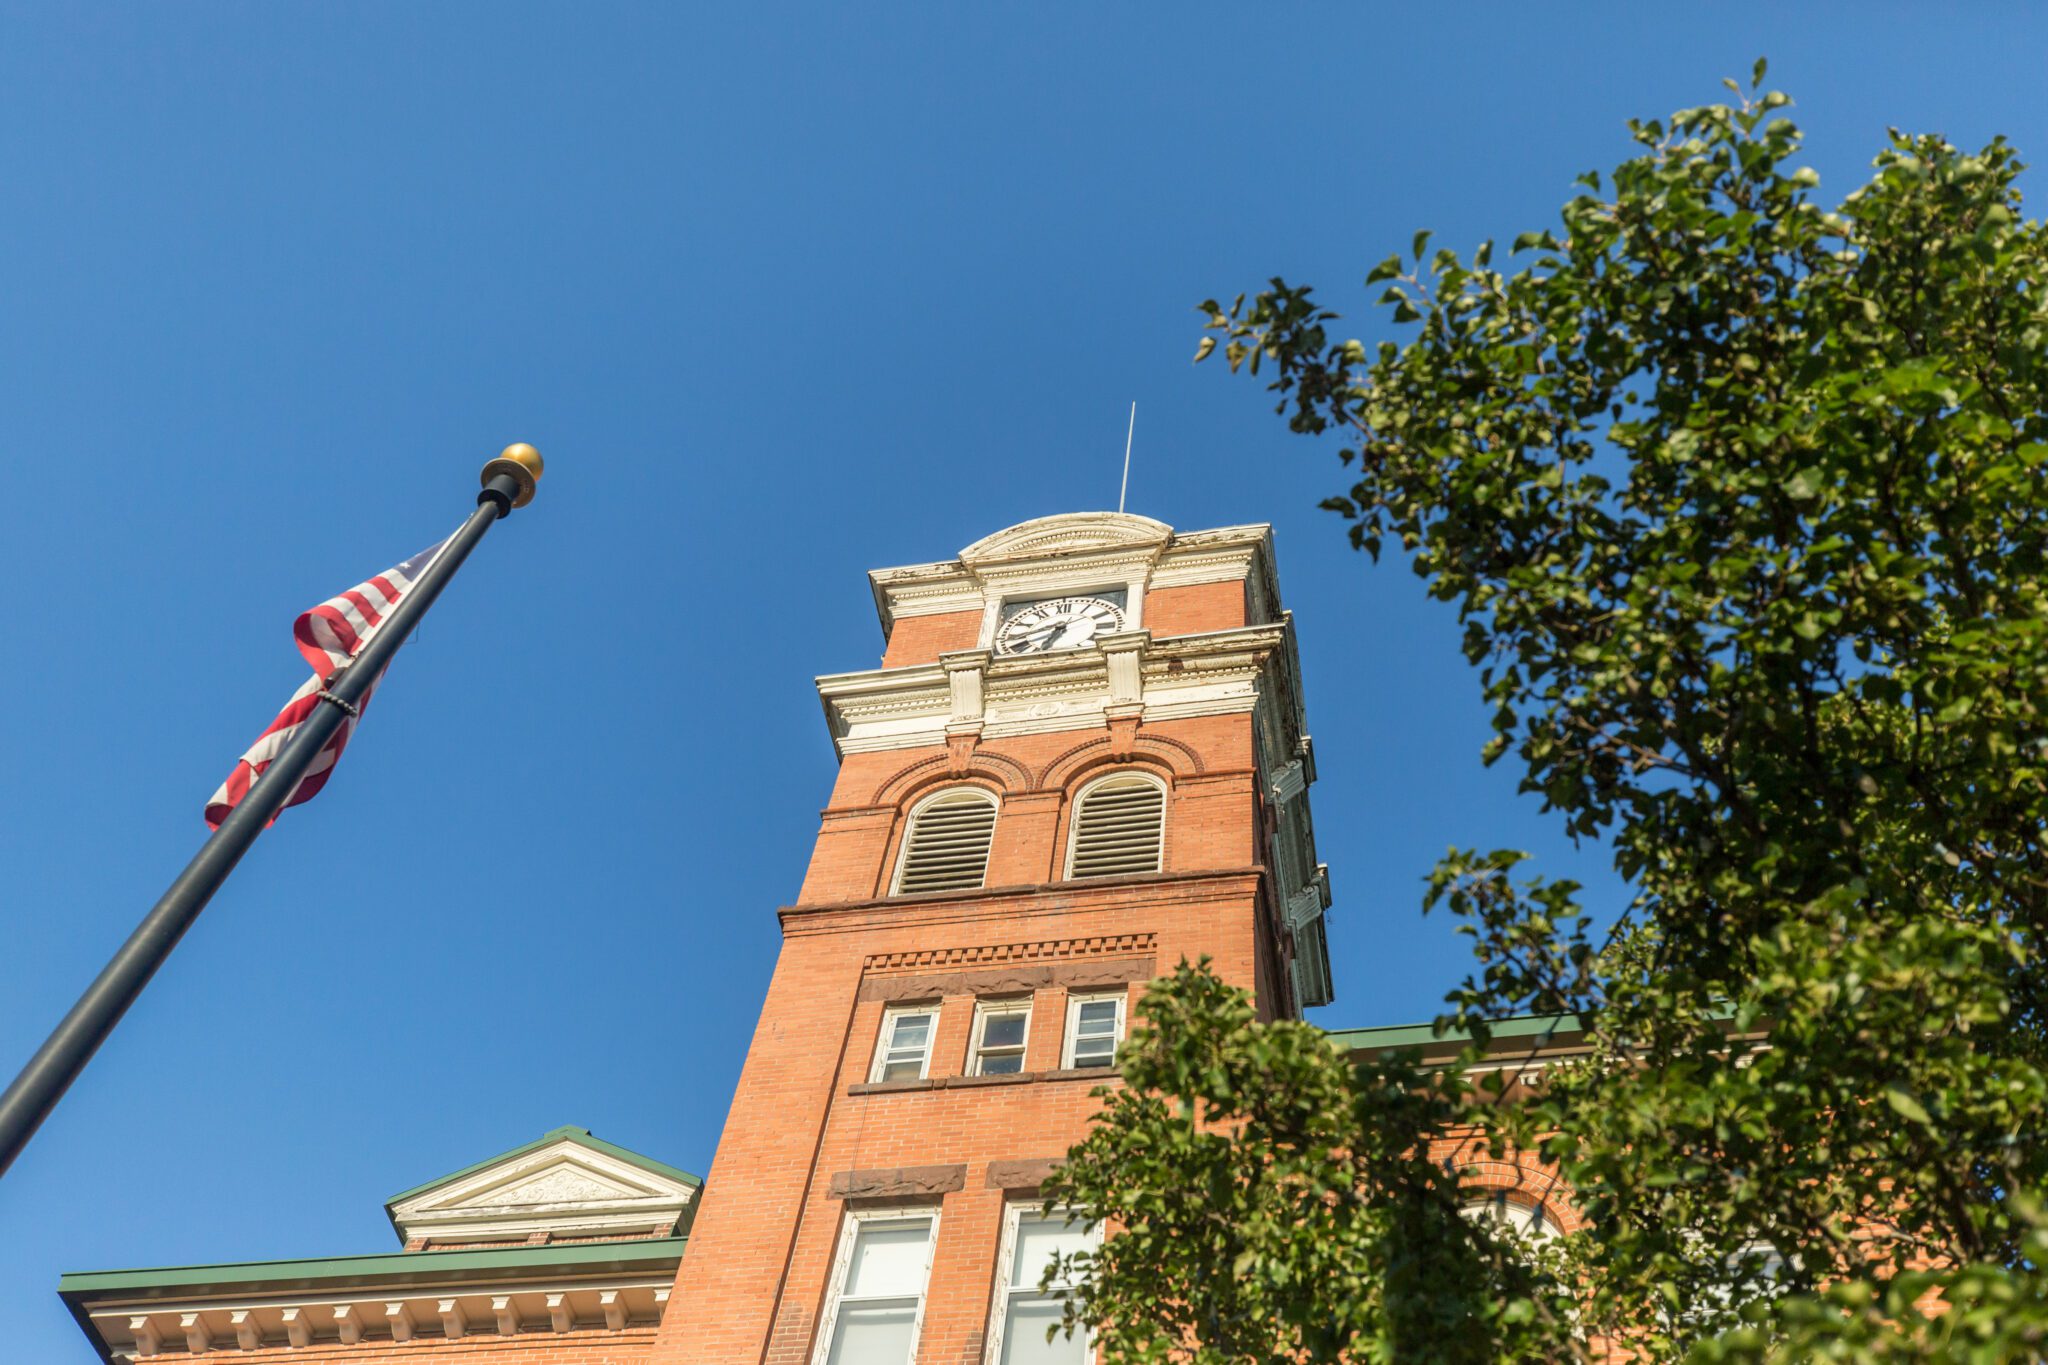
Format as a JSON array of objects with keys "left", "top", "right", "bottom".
[{"left": 1884, "top": 1084, "right": 1932, "bottom": 1126}]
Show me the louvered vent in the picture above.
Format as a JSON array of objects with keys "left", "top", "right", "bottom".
[
  {"left": 894, "top": 790, "right": 998, "bottom": 894},
  {"left": 1068, "top": 777, "right": 1165, "bottom": 879}
]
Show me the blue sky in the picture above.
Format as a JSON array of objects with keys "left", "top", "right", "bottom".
[{"left": 3, "top": 3, "right": 2043, "bottom": 1356}]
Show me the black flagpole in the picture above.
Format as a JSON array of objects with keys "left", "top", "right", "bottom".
[{"left": 0, "top": 445, "right": 545, "bottom": 1181}]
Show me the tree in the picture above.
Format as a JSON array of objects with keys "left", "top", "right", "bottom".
[{"left": 1046, "top": 64, "right": 2048, "bottom": 1362}]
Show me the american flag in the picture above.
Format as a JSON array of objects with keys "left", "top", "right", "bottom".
[{"left": 204, "top": 540, "right": 448, "bottom": 830}]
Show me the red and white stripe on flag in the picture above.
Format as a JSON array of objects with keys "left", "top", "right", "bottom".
[{"left": 204, "top": 540, "right": 447, "bottom": 830}]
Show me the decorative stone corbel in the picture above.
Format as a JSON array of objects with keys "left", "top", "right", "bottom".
[
  {"left": 1286, "top": 864, "right": 1332, "bottom": 928},
  {"left": 438, "top": 1299, "right": 469, "bottom": 1340},
  {"left": 1269, "top": 759, "right": 1306, "bottom": 806},
  {"left": 1099, "top": 630, "right": 1149, "bottom": 709},
  {"left": 600, "top": 1289, "right": 627, "bottom": 1331},
  {"left": 179, "top": 1312, "right": 212, "bottom": 1355},
  {"left": 229, "top": 1310, "right": 262, "bottom": 1350},
  {"left": 128, "top": 1316, "right": 161, "bottom": 1357},
  {"left": 940, "top": 650, "right": 989, "bottom": 770},
  {"left": 334, "top": 1305, "right": 364, "bottom": 1346},
  {"left": 282, "top": 1307, "right": 314, "bottom": 1348},
  {"left": 385, "top": 1302, "right": 414, "bottom": 1344},
  {"left": 547, "top": 1292, "right": 575, "bottom": 1333},
  {"left": 1099, "top": 630, "right": 1149, "bottom": 753},
  {"left": 493, "top": 1296, "right": 521, "bottom": 1336}
]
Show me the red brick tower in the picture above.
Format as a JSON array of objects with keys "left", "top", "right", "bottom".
[{"left": 655, "top": 513, "right": 1332, "bottom": 1365}]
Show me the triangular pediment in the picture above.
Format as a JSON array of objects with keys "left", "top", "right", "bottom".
[{"left": 387, "top": 1127, "right": 700, "bottom": 1246}]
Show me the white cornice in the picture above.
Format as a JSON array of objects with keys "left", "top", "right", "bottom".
[
  {"left": 816, "top": 623, "right": 1293, "bottom": 757},
  {"left": 90, "top": 1275, "right": 675, "bottom": 1358}
]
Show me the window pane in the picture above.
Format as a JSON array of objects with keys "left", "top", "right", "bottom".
[
  {"left": 1076, "top": 1001, "right": 1118, "bottom": 1032},
  {"left": 1012, "top": 1214, "right": 1091, "bottom": 1287},
  {"left": 999, "top": 1295, "right": 1084, "bottom": 1365},
  {"left": 844, "top": 1220, "right": 932, "bottom": 1297},
  {"left": 1069, "top": 1037, "right": 1115, "bottom": 1066},
  {"left": 827, "top": 1299, "right": 919, "bottom": 1365},
  {"left": 981, "top": 1012, "right": 1028, "bottom": 1049},
  {"left": 889, "top": 1014, "right": 932, "bottom": 1049},
  {"left": 879, "top": 1057, "right": 924, "bottom": 1081},
  {"left": 979, "top": 1052, "right": 1025, "bottom": 1075}
]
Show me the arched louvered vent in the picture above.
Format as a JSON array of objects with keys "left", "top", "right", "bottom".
[
  {"left": 1067, "top": 775, "right": 1165, "bottom": 879},
  {"left": 893, "top": 789, "right": 998, "bottom": 894}
]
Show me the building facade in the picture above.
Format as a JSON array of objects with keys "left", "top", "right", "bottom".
[{"left": 66, "top": 511, "right": 1366, "bottom": 1364}]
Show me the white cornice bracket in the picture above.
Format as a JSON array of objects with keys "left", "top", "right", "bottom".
[
  {"left": 179, "top": 1313, "right": 211, "bottom": 1354},
  {"left": 229, "top": 1309, "right": 261, "bottom": 1350},
  {"left": 547, "top": 1292, "right": 574, "bottom": 1332},
  {"left": 439, "top": 1298, "right": 469, "bottom": 1340}
]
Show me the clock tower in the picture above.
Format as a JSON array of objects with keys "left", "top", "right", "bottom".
[{"left": 654, "top": 512, "right": 1332, "bottom": 1365}]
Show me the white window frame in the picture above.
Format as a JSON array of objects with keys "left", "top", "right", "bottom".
[
  {"left": 1062, "top": 772, "right": 1167, "bottom": 880},
  {"left": 1060, "top": 992, "right": 1125, "bottom": 1070},
  {"left": 984, "top": 1202, "right": 1097, "bottom": 1365},
  {"left": 813, "top": 1206, "right": 942, "bottom": 1365},
  {"left": 967, "top": 998, "right": 1033, "bottom": 1076},
  {"left": 869, "top": 1003, "right": 940, "bottom": 1084},
  {"left": 891, "top": 787, "right": 1000, "bottom": 895}
]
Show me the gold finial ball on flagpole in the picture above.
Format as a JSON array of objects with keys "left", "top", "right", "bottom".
[{"left": 480, "top": 442, "right": 545, "bottom": 509}]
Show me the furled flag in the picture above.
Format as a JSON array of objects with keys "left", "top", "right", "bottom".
[{"left": 204, "top": 540, "right": 448, "bottom": 829}]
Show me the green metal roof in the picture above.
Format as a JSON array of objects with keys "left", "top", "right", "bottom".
[{"left": 59, "top": 1234, "right": 686, "bottom": 1300}]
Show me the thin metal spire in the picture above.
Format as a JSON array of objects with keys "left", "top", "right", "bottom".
[{"left": 1118, "top": 402, "right": 1136, "bottom": 514}]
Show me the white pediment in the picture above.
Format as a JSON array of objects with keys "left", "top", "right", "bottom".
[{"left": 389, "top": 1130, "right": 698, "bottom": 1246}]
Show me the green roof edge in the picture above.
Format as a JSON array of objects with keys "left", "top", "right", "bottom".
[
  {"left": 59, "top": 1234, "right": 687, "bottom": 1299},
  {"left": 379, "top": 1125, "right": 702, "bottom": 1243},
  {"left": 1322, "top": 1011, "right": 1582, "bottom": 1053}
]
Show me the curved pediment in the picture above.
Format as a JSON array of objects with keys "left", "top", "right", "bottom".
[{"left": 959, "top": 512, "right": 1173, "bottom": 566}]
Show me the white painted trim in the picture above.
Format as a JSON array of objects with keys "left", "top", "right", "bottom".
[
  {"left": 1061, "top": 993, "right": 1126, "bottom": 1071},
  {"left": 818, "top": 623, "right": 1295, "bottom": 758},
  {"left": 983, "top": 1203, "right": 1096, "bottom": 1365},
  {"left": 869, "top": 1003, "right": 940, "bottom": 1084},
  {"left": 811, "top": 1207, "right": 941, "bottom": 1365},
  {"left": 966, "top": 998, "right": 1032, "bottom": 1076},
  {"left": 389, "top": 1134, "right": 698, "bottom": 1246}
]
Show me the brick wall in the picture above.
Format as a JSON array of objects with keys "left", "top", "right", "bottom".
[
  {"left": 657, "top": 705, "right": 1281, "bottom": 1365},
  {"left": 880, "top": 611, "right": 983, "bottom": 668}
]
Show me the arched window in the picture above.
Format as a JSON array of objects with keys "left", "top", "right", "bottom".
[
  {"left": 892, "top": 788, "right": 999, "bottom": 894},
  {"left": 1460, "top": 1192, "right": 1559, "bottom": 1243},
  {"left": 1065, "top": 773, "right": 1165, "bottom": 880}
]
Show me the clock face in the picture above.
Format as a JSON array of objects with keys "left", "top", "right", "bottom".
[{"left": 994, "top": 594, "right": 1128, "bottom": 656}]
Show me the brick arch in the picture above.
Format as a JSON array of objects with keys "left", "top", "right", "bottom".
[
  {"left": 872, "top": 750, "right": 1031, "bottom": 807},
  {"left": 1037, "top": 731, "right": 1204, "bottom": 791},
  {"left": 1448, "top": 1145, "right": 1584, "bottom": 1236}
]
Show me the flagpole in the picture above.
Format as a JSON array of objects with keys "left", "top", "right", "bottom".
[{"left": 0, "top": 444, "right": 545, "bottom": 1182}]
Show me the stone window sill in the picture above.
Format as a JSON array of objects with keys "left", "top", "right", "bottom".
[{"left": 848, "top": 1068, "right": 1119, "bottom": 1097}]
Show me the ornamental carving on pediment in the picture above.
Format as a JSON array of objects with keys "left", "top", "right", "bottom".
[{"left": 471, "top": 1166, "right": 625, "bottom": 1208}]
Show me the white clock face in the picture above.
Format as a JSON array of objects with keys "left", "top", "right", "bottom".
[{"left": 994, "top": 595, "right": 1127, "bottom": 655}]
